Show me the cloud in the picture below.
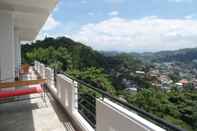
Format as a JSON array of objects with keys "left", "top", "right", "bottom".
[
  {"left": 72, "top": 16, "right": 197, "bottom": 52},
  {"left": 36, "top": 15, "right": 61, "bottom": 40},
  {"left": 53, "top": 1, "right": 62, "bottom": 12},
  {"left": 108, "top": 11, "right": 119, "bottom": 16},
  {"left": 184, "top": 14, "right": 196, "bottom": 19},
  {"left": 36, "top": 32, "right": 49, "bottom": 40},
  {"left": 42, "top": 15, "right": 61, "bottom": 31}
]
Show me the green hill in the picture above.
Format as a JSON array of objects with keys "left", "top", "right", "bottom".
[
  {"left": 22, "top": 37, "right": 108, "bottom": 70},
  {"left": 136, "top": 48, "right": 197, "bottom": 63}
]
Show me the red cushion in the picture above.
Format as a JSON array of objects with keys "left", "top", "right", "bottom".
[{"left": 0, "top": 86, "right": 43, "bottom": 99}]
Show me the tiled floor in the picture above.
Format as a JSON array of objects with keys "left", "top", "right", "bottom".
[
  {"left": 0, "top": 67, "right": 76, "bottom": 131},
  {"left": 0, "top": 93, "right": 76, "bottom": 131}
]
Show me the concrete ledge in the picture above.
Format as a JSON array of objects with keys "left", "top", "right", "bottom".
[
  {"left": 72, "top": 111, "right": 95, "bottom": 131},
  {"left": 51, "top": 74, "right": 95, "bottom": 131},
  {"left": 48, "top": 85, "right": 94, "bottom": 131},
  {"left": 96, "top": 98, "right": 166, "bottom": 131}
]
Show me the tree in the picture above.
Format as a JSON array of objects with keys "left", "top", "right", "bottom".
[{"left": 67, "top": 67, "right": 116, "bottom": 95}]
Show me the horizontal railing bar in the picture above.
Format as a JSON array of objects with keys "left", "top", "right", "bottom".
[
  {"left": 79, "top": 103, "right": 96, "bottom": 119},
  {"left": 45, "top": 78, "right": 54, "bottom": 81},
  {"left": 78, "top": 110, "right": 96, "bottom": 129},
  {"left": 78, "top": 93, "right": 96, "bottom": 101},
  {"left": 79, "top": 98, "right": 96, "bottom": 110},
  {"left": 58, "top": 71, "right": 185, "bottom": 131}
]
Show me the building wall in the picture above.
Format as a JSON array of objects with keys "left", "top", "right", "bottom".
[
  {"left": 0, "top": 11, "right": 15, "bottom": 81},
  {"left": 14, "top": 30, "right": 21, "bottom": 78}
]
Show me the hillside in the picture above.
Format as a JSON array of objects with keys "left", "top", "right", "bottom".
[
  {"left": 22, "top": 37, "right": 108, "bottom": 70},
  {"left": 22, "top": 37, "right": 142, "bottom": 74},
  {"left": 22, "top": 36, "right": 142, "bottom": 91},
  {"left": 137, "top": 48, "right": 197, "bottom": 63}
]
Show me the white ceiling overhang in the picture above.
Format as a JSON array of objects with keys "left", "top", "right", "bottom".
[{"left": 0, "top": 0, "right": 58, "bottom": 41}]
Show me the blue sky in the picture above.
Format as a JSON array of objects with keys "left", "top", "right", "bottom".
[{"left": 38, "top": 0, "right": 197, "bottom": 52}]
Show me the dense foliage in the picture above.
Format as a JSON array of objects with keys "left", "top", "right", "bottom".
[
  {"left": 67, "top": 67, "right": 116, "bottom": 95},
  {"left": 22, "top": 37, "right": 108, "bottom": 70},
  {"left": 125, "top": 88, "right": 197, "bottom": 130},
  {"left": 22, "top": 37, "right": 197, "bottom": 131}
]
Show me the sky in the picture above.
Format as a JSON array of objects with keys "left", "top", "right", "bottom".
[{"left": 37, "top": 0, "right": 197, "bottom": 52}]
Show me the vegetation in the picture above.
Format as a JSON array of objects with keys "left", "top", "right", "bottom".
[
  {"left": 133, "top": 48, "right": 197, "bottom": 63},
  {"left": 22, "top": 37, "right": 108, "bottom": 70},
  {"left": 67, "top": 67, "right": 116, "bottom": 95},
  {"left": 22, "top": 37, "right": 197, "bottom": 131},
  {"left": 125, "top": 88, "right": 197, "bottom": 130}
]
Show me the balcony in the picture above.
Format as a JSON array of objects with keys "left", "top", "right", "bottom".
[
  {"left": 0, "top": 67, "right": 76, "bottom": 131},
  {"left": 0, "top": 61, "right": 185, "bottom": 131}
]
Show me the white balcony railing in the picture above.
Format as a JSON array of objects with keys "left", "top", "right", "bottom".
[{"left": 34, "top": 61, "right": 182, "bottom": 131}]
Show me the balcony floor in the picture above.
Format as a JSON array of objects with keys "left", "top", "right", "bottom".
[{"left": 0, "top": 93, "right": 76, "bottom": 131}]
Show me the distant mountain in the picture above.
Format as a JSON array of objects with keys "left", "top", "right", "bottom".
[
  {"left": 129, "top": 48, "right": 197, "bottom": 63},
  {"left": 100, "top": 51, "right": 120, "bottom": 57},
  {"left": 153, "top": 48, "right": 197, "bottom": 62}
]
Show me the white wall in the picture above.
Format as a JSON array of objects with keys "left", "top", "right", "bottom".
[
  {"left": 56, "top": 74, "right": 78, "bottom": 114},
  {"left": 96, "top": 99, "right": 166, "bottom": 131},
  {"left": 45, "top": 67, "right": 57, "bottom": 95},
  {"left": 0, "top": 11, "right": 15, "bottom": 81},
  {"left": 45, "top": 67, "right": 54, "bottom": 87},
  {"left": 14, "top": 30, "right": 21, "bottom": 78},
  {"left": 40, "top": 63, "right": 45, "bottom": 78},
  {"left": 55, "top": 74, "right": 94, "bottom": 131}
]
